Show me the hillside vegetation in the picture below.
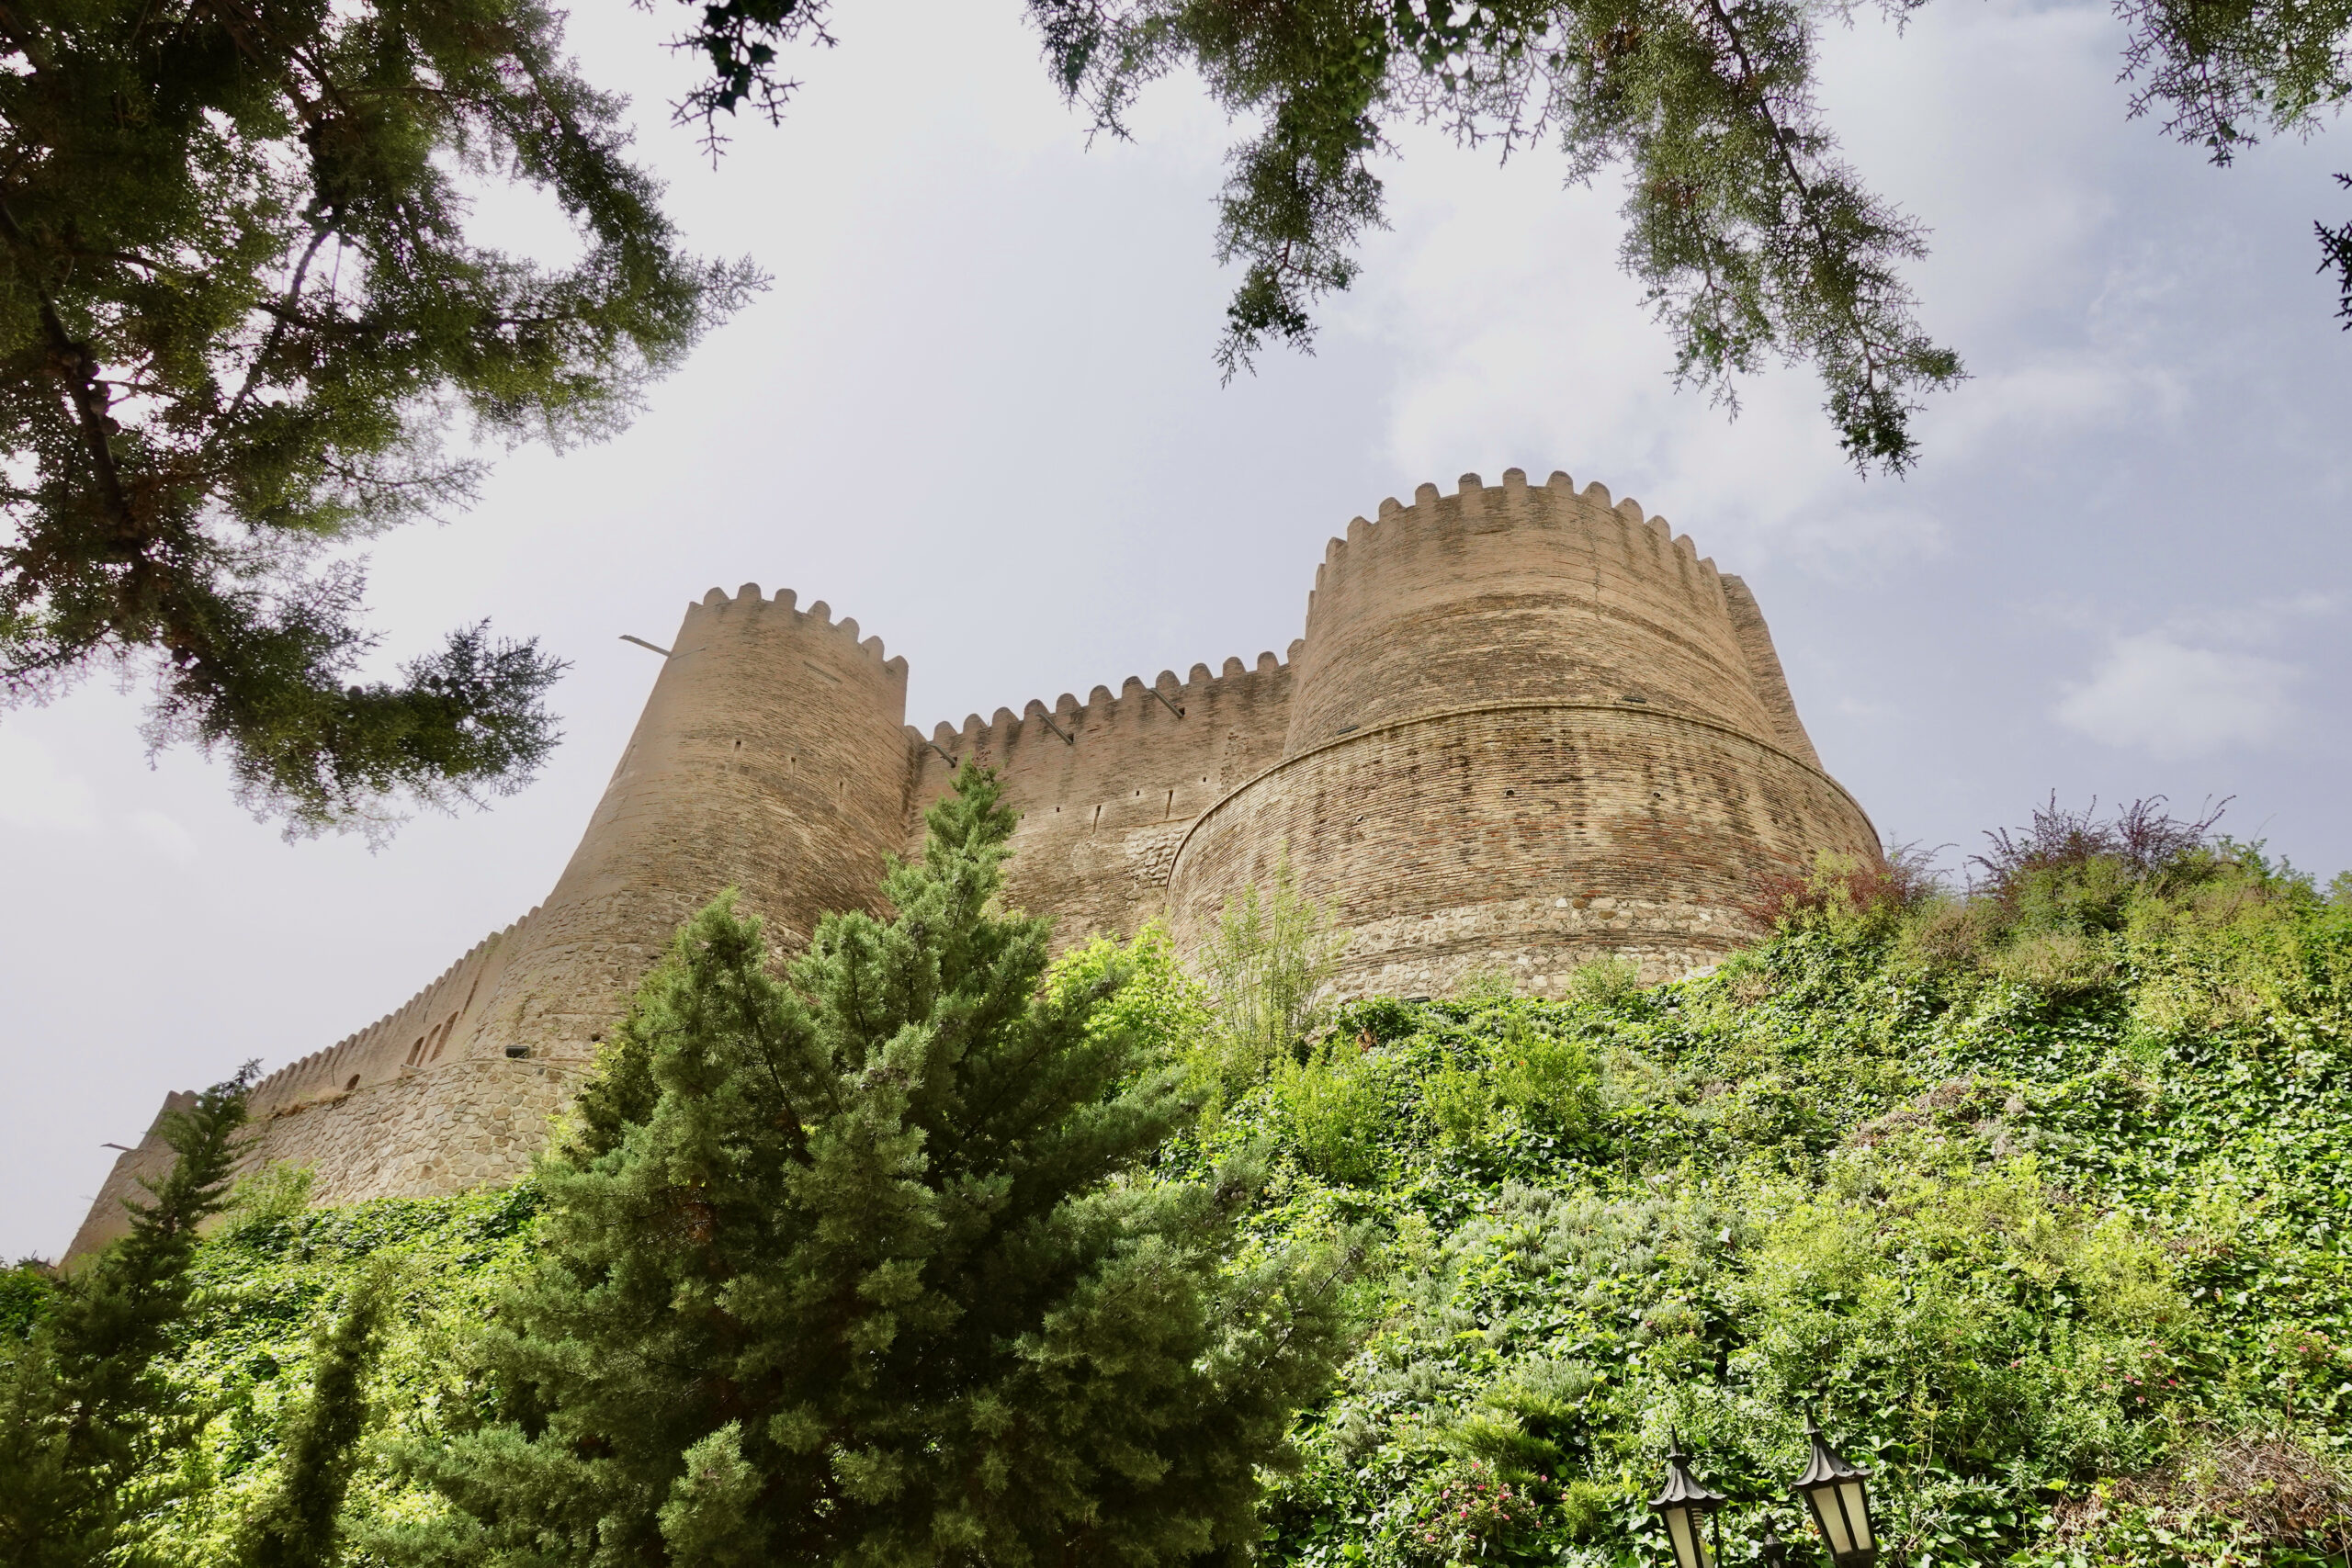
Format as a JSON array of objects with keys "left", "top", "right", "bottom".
[{"left": 9, "top": 802, "right": 2352, "bottom": 1566}]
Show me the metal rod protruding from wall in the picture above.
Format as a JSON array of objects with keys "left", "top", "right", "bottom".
[
  {"left": 619, "top": 634, "right": 673, "bottom": 657},
  {"left": 1035, "top": 712, "right": 1074, "bottom": 745},
  {"left": 1148, "top": 687, "right": 1185, "bottom": 718},
  {"left": 925, "top": 740, "right": 959, "bottom": 768}
]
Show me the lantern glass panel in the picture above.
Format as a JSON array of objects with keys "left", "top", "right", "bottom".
[
  {"left": 1663, "top": 1506, "right": 1711, "bottom": 1568},
  {"left": 1808, "top": 1485, "right": 1854, "bottom": 1556},
  {"left": 1838, "top": 1479, "right": 1873, "bottom": 1551}
]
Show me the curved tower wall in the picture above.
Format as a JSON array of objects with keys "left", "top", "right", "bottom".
[
  {"left": 442, "top": 583, "right": 911, "bottom": 1073},
  {"left": 1283, "top": 470, "right": 1786, "bottom": 755},
  {"left": 1169, "top": 469, "right": 1879, "bottom": 995},
  {"left": 93, "top": 585, "right": 916, "bottom": 1232}
]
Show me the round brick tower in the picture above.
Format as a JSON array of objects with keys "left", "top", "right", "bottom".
[
  {"left": 1165, "top": 468, "right": 1879, "bottom": 995},
  {"left": 451, "top": 585, "right": 913, "bottom": 1069}
]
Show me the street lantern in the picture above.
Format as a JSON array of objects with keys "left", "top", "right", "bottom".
[
  {"left": 1789, "top": 1413, "right": 1878, "bottom": 1568},
  {"left": 1649, "top": 1429, "right": 1728, "bottom": 1568}
]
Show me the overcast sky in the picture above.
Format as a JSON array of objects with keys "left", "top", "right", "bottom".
[{"left": 6, "top": 0, "right": 2347, "bottom": 1259}]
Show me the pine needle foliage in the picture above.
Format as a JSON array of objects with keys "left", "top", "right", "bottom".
[
  {"left": 382, "top": 763, "right": 1361, "bottom": 1567},
  {"left": 0, "top": 1066, "right": 254, "bottom": 1568},
  {"left": 0, "top": 0, "right": 762, "bottom": 835},
  {"left": 237, "top": 1260, "right": 395, "bottom": 1568},
  {"left": 687, "top": 0, "right": 2352, "bottom": 470}
]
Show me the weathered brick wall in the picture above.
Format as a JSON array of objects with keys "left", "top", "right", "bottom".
[
  {"left": 1719, "top": 574, "right": 1823, "bottom": 771},
  {"left": 1167, "top": 703, "right": 1878, "bottom": 996},
  {"left": 904, "top": 653, "right": 1296, "bottom": 942},
  {"left": 242, "top": 911, "right": 540, "bottom": 1127},
  {"left": 242, "top": 1058, "right": 586, "bottom": 1203}
]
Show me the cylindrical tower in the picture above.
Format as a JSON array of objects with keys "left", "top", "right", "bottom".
[
  {"left": 1169, "top": 469, "right": 1878, "bottom": 995},
  {"left": 447, "top": 584, "right": 913, "bottom": 1070},
  {"left": 1283, "top": 470, "right": 1783, "bottom": 751}
]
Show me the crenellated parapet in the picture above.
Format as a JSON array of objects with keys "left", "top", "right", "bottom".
[
  {"left": 70, "top": 463, "right": 1881, "bottom": 1259},
  {"left": 1286, "top": 468, "right": 1784, "bottom": 752},
  {"left": 244, "top": 909, "right": 541, "bottom": 1121},
  {"left": 906, "top": 647, "right": 1300, "bottom": 938}
]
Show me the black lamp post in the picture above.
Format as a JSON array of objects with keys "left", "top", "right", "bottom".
[
  {"left": 1758, "top": 1523, "right": 1790, "bottom": 1567},
  {"left": 1649, "top": 1429, "right": 1728, "bottom": 1568},
  {"left": 1788, "top": 1413, "right": 1878, "bottom": 1568}
]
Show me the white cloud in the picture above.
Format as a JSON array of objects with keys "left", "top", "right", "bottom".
[
  {"left": 2055, "top": 633, "right": 2301, "bottom": 758},
  {"left": 127, "top": 810, "right": 198, "bottom": 867},
  {"left": 0, "top": 731, "right": 101, "bottom": 832}
]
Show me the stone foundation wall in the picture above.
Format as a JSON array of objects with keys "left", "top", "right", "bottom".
[{"left": 240, "top": 1057, "right": 588, "bottom": 1201}]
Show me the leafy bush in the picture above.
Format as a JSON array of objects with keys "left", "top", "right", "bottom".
[
  {"left": 1562, "top": 955, "right": 1643, "bottom": 1009},
  {"left": 39, "top": 799, "right": 2352, "bottom": 1568},
  {"left": 1196, "top": 853, "right": 1348, "bottom": 1094},
  {"left": 1273, "top": 1039, "right": 1397, "bottom": 1186}
]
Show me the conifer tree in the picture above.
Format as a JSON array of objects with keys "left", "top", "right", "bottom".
[
  {"left": 384, "top": 765, "right": 1358, "bottom": 1566},
  {"left": 0, "top": 0, "right": 760, "bottom": 834},
  {"left": 0, "top": 1067, "right": 254, "bottom": 1568},
  {"left": 240, "top": 1262, "right": 395, "bottom": 1568}
]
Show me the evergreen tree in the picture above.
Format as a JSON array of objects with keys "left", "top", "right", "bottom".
[
  {"left": 0, "top": 0, "right": 760, "bottom": 835},
  {"left": 684, "top": 0, "right": 2352, "bottom": 471},
  {"left": 0, "top": 1067, "right": 254, "bottom": 1568},
  {"left": 240, "top": 1261, "right": 395, "bottom": 1568},
  {"left": 384, "top": 765, "right": 1359, "bottom": 1566}
]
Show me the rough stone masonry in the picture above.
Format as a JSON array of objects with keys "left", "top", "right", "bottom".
[{"left": 69, "top": 468, "right": 1878, "bottom": 1259}]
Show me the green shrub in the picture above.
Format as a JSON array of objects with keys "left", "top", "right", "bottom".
[
  {"left": 1994, "top": 929, "right": 2119, "bottom": 995},
  {"left": 1423, "top": 1055, "right": 1491, "bottom": 1149},
  {"left": 58, "top": 797, "right": 2352, "bottom": 1568},
  {"left": 1197, "top": 852, "right": 1347, "bottom": 1092},
  {"left": 1562, "top": 954, "right": 1642, "bottom": 1008},
  {"left": 0, "top": 1262, "right": 52, "bottom": 1341},
  {"left": 1274, "top": 1038, "right": 1396, "bottom": 1185},
  {"left": 1452, "top": 967, "right": 1519, "bottom": 1006},
  {"left": 1491, "top": 1020, "right": 1600, "bottom": 1134}
]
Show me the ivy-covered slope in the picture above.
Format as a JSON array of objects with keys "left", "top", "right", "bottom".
[
  {"left": 22, "top": 839, "right": 2352, "bottom": 1568},
  {"left": 1221, "top": 854, "right": 2352, "bottom": 1568}
]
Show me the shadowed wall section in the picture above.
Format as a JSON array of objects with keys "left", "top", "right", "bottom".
[{"left": 71, "top": 466, "right": 1877, "bottom": 1258}]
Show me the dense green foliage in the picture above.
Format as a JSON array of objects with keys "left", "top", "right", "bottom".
[
  {"left": 376, "top": 765, "right": 1358, "bottom": 1566},
  {"left": 238, "top": 1259, "right": 393, "bottom": 1568},
  {"left": 22, "top": 806, "right": 2352, "bottom": 1566},
  {"left": 0, "top": 1069, "right": 253, "bottom": 1567},
  {"left": 0, "top": 0, "right": 758, "bottom": 833}
]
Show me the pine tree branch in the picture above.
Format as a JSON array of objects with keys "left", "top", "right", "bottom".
[{"left": 0, "top": 197, "right": 138, "bottom": 542}]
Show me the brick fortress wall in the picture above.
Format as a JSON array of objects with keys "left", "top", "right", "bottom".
[
  {"left": 1164, "top": 469, "right": 1877, "bottom": 995},
  {"left": 69, "top": 467, "right": 1876, "bottom": 1259}
]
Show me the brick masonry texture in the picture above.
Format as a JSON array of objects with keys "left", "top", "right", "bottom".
[{"left": 69, "top": 468, "right": 1876, "bottom": 1259}]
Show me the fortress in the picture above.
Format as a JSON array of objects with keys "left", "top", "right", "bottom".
[{"left": 70, "top": 468, "right": 1879, "bottom": 1258}]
